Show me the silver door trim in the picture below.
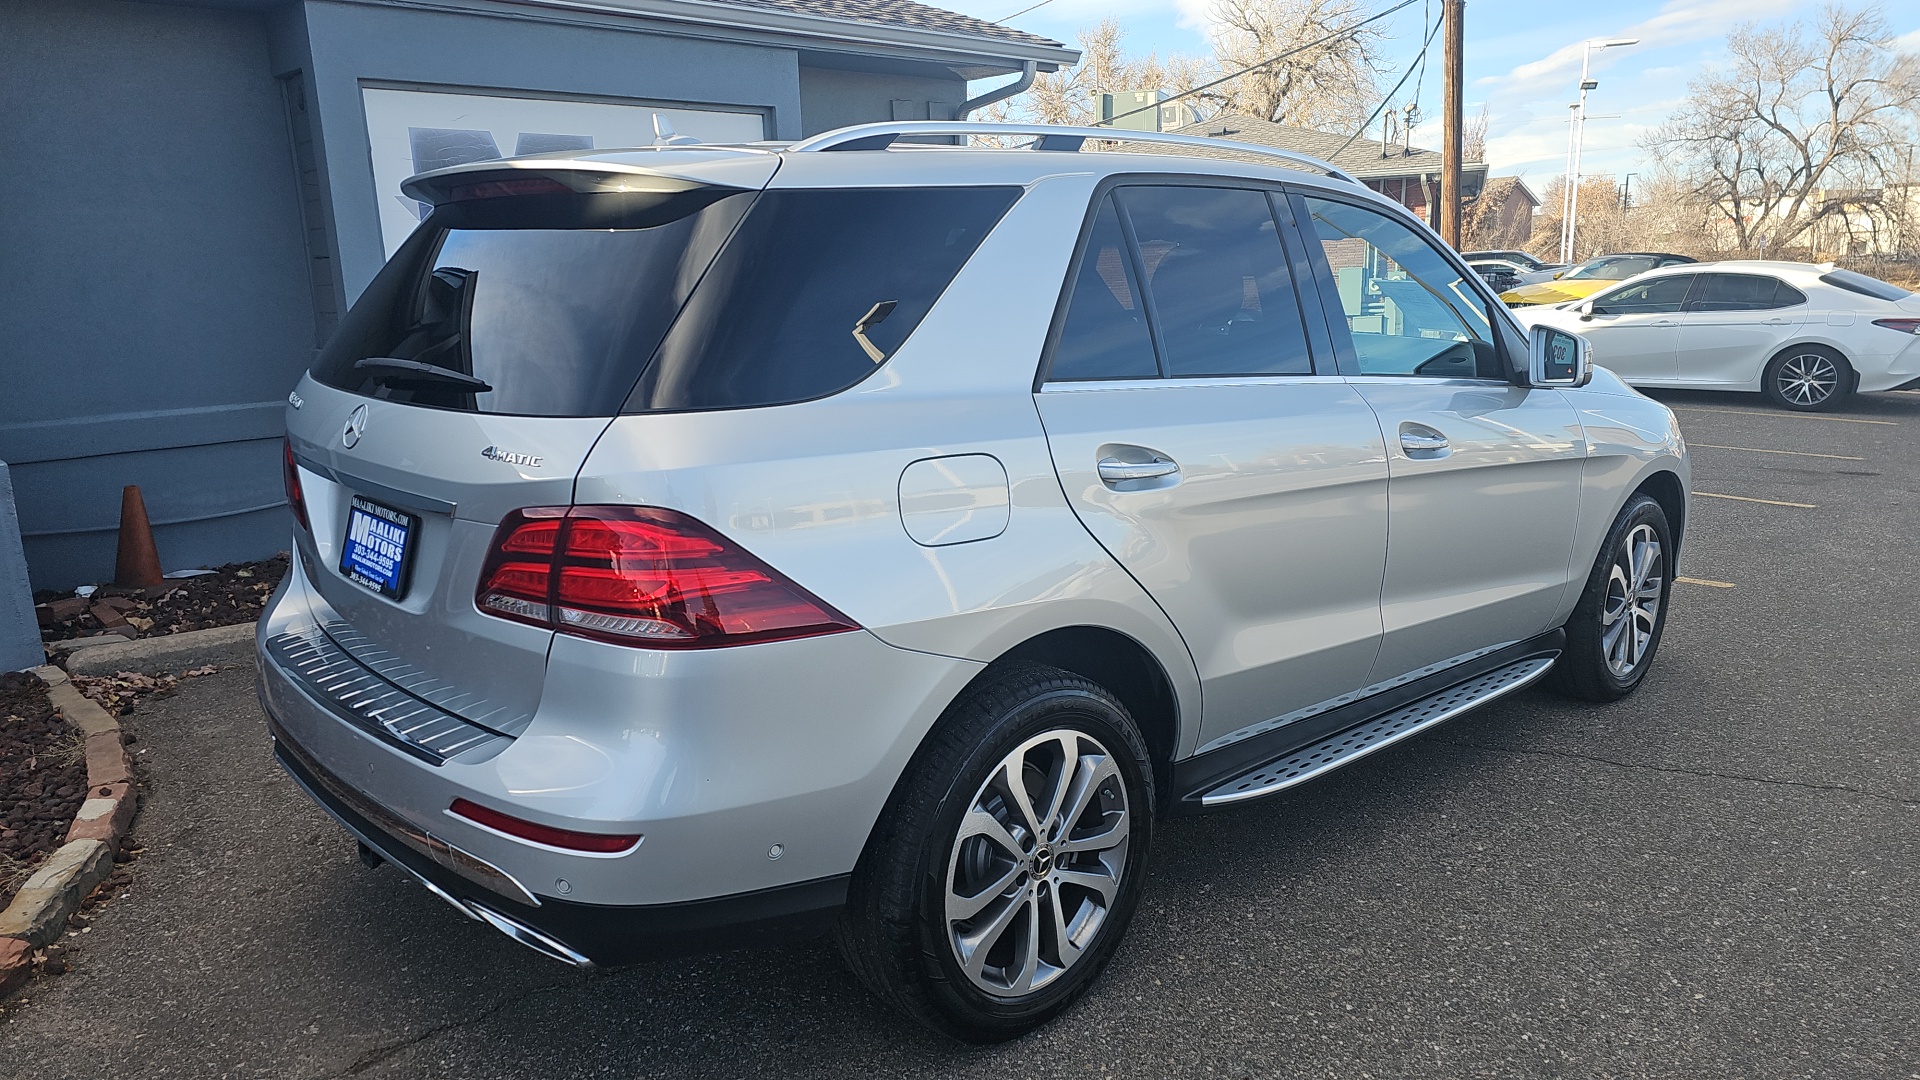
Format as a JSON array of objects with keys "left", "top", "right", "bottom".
[{"left": 1039, "top": 374, "right": 1351, "bottom": 393}]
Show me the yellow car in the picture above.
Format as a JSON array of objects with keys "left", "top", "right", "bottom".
[{"left": 1501, "top": 252, "right": 1697, "bottom": 306}]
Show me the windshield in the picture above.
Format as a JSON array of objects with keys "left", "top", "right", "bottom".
[{"left": 1566, "top": 256, "right": 1659, "bottom": 281}]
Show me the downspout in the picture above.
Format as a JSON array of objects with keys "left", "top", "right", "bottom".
[{"left": 960, "top": 61, "right": 1037, "bottom": 119}]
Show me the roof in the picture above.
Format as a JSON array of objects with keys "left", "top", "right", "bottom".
[
  {"left": 1470, "top": 176, "right": 1538, "bottom": 208},
  {"left": 1171, "top": 113, "right": 1486, "bottom": 182},
  {"left": 709, "top": 0, "right": 1064, "bottom": 49}
]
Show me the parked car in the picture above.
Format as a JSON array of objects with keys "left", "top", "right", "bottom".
[
  {"left": 1516, "top": 261, "right": 1920, "bottom": 410},
  {"left": 261, "top": 121, "right": 1691, "bottom": 1041},
  {"left": 1462, "top": 249, "right": 1558, "bottom": 273},
  {"left": 1466, "top": 257, "right": 1530, "bottom": 293},
  {"left": 1503, "top": 252, "right": 1698, "bottom": 304}
]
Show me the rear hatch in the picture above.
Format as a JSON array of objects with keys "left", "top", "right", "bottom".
[{"left": 284, "top": 150, "right": 780, "bottom": 735}]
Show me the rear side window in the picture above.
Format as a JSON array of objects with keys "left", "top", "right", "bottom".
[
  {"left": 1049, "top": 196, "right": 1159, "bottom": 381},
  {"left": 1688, "top": 273, "right": 1797, "bottom": 312},
  {"left": 1820, "top": 269, "right": 1912, "bottom": 302},
  {"left": 1118, "top": 186, "right": 1313, "bottom": 378},
  {"left": 628, "top": 187, "right": 1020, "bottom": 411},
  {"left": 312, "top": 190, "right": 752, "bottom": 416}
]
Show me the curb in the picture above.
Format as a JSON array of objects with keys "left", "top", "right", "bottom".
[
  {"left": 61, "top": 622, "right": 256, "bottom": 677},
  {"left": 0, "top": 665, "right": 139, "bottom": 998}
]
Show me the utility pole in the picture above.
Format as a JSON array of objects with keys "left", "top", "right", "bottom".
[{"left": 1439, "top": 0, "right": 1465, "bottom": 248}]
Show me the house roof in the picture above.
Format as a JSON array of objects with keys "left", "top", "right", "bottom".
[
  {"left": 712, "top": 0, "right": 1065, "bottom": 50},
  {"left": 1472, "top": 175, "right": 1539, "bottom": 208},
  {"left": 1170, "top": 113, "right": 1486, "bottom": 182}
]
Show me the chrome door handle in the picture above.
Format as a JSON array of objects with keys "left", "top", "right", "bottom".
[
  {"left": 1097, "top": 457, "right": 1179, "bottom": 483},
  {"left": 1399, "top": 430, "right": 1450, "bottom": 454}
]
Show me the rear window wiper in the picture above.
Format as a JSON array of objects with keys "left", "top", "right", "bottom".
[{"left": 354, "top": 356, "right": 493, "bottom": 393}]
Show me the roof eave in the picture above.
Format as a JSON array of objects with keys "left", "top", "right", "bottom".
[{"left": 493, "top": 0, "right": 1080, "bottom": 71}]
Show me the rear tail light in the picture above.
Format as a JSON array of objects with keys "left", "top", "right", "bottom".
[
  {"left": 449, "top": 798, "right": 640, "bottom": 854},
  {"left": 476, "top": 505, "right": 858, "bottom": 648},
  {"left": 1871, "top": 318, "right": 1920, "bottom": 335},
  {"left": 283, "top": 438, "right": 309, "bottom": 531}
]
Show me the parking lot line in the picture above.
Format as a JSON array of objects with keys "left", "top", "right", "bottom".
[
  {"left": 1671, "top": 407, "right": 1898, "bottom": 426},
  {"left": 1695, "top": 491, "right": 1817, "bottom": 508},
  {"left": 1690, "top": 443, "right": 1865, "bottom": 461},
  {"left": 1676, "top": 576, "right": 1735, "bottom": 588}
]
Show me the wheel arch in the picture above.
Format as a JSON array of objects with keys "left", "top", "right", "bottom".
[
  {"left": 969, "top": 625, "right": 1183, "bottom": 800},
  {"left": 1631, "top": 469, "right": 1688, "bottom": 559}
]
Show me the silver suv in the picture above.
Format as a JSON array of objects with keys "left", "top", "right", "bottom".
[{"left": 260, "top": 122, "right": 1689, "bottom": 1041}]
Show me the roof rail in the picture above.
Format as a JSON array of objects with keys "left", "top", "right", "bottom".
[{"left": 788, "top": 121, "right": 1357, "bottom": 184}]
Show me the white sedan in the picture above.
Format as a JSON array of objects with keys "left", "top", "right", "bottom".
[{"left": 1516, "top": 261, "right": 1920, "bottom": 410}]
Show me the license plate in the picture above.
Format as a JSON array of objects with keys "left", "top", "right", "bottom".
[{"left": 340, "top": 496, "right": 416, "bottom": 599}]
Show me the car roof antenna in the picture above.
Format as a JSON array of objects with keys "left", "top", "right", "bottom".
[{"left": 652, "top": 114, "right": 700, "bottom": 147}]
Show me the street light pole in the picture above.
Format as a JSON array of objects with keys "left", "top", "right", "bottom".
[{"left": 1559, "top": 37, "right": 1638, "bottom": 264}]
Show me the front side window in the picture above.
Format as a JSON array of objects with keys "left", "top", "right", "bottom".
[
  {"left": 1118, "top": 186, "right": 1313, "bottom": 378},
  {"left": 1688, "top": 273, "right": 1793, "bottom": 312},
  {"left": 1048, "top": 196, "right": 1159, "bottom": 381},
  {"left": 1299, "top": 195, "right": 1499, "bottom": 378},
  {"left": 1591, "top": 274, "right": 1695, "bottom": 315}
]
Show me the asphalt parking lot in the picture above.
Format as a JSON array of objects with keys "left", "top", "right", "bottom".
[{"left": 4, "top": 388, "right": 1917, "bottom": 1080}]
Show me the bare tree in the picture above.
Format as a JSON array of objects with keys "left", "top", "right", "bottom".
[
  {"left": 1204, "top": 0, "right": 1388, "bottom": 131},
  {"left": 1644, "top": 3, "right": 1920, "bottom": 256},
  {"left": 1463, "top": 103, "right": 1489, "bottom": 163},
  {"left": 981, "top": 19, "right": 1210, "bottom": 128}
]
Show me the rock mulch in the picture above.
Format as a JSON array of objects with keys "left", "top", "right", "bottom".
[
  {"left": 34, "top": 553, "right": 287, "bottom": 646},
  {"left": 0, "top": 671, "right": 86, "bottom": 912}
]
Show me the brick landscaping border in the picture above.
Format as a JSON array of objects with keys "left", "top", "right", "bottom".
[{"left": 0, "top": 665, "right": 138, "bottom": 998}]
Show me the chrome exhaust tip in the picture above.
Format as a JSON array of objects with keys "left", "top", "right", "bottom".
[{"left": 467, "top": 903, "right": 596, "bottom": 969}]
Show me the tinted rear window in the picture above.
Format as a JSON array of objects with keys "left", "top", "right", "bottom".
[
  {"left": 1820, "top": 269, "right": 1912, "bottom": 302},
  {"left": 312, "top": 191, "right": 752, "bottom": 416},
  {"left": 628, "top": 186, "right": 1019, "bottom": 412},
  {"left": 312, "top": 186, "right": 1019, "bottom": 416}
]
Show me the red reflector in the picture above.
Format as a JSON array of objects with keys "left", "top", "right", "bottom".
[
  {"left": 449, "top": 798, "right": 640, "bottom": 854},
  {"left": 283, "top": 437, "right": 309, "bottom": 532},
  {"left": 474, "top": 505, "right": 858, "bottom": 648},
  {"left": 449, "top": 177, "right": 573, "bottom": 201},
  {"left": 1872, "top": 318, "right": 1920, "bottom": 335}
]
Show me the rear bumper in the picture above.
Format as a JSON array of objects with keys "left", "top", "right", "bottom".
[{"left": 270, "top": 722, "right": 846, "bottom": 966}]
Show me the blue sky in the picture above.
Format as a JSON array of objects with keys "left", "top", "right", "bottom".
[{"left": 947, "top": 0, "right": 1920, "bottom": 192}]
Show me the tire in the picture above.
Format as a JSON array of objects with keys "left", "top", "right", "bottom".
[
  {"left": 1763, "top": 345, "right": 1854, "bottom": 411},
  {"left": 836, "top": 663, "right": 1155, "bottom": 1042},
  {"left": 1550, "top": 494, "right": 1674, "bottom": 702}
]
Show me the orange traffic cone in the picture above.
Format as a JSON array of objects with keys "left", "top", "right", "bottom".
[{"left": 114, "top": 485, "right": 164, "bottom": 588}]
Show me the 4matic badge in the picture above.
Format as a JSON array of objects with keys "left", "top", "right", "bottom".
[{"left": 480, "top": 445, "right": 543, "bottom": 468}]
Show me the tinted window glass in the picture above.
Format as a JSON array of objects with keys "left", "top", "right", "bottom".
[
  {"left": 1118, "top": 186, "right": 1312, "bottom": 378},
  {"left": 1774, "top": 280, "right": 1808, "bottom": 307},
  {"left": 1048, "top": 196, "right": 1159, "bottom": 381},
  {"left": 1566, "top": 255, "right": 1659, "bottom": 281},
  {"left": 629, "top": 187, "right": 1019, "bottom": 411},
  {"left": 1689, "top": 273, "right": 1788, "bottom": 312},
  {"left": 311, "top": 191, "right": 751, "bottom": 416},
  {"left": 1300, "top": 195, "right": 1499, "bottom": 378},
  {"left": 1819, "top": 269, "right": 1912, "bottom": 301},
  {"left": 1592, "top": 274, "right": 1695, "bottom": 315}
]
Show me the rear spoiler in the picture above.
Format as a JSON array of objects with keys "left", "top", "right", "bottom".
[{"left": 400, "top": 150, "right": 778, "bottom": 208}]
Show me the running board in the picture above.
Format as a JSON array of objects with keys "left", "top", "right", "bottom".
[{"left": 1198, "top": 655, "right": 1557, "bottom": 808}]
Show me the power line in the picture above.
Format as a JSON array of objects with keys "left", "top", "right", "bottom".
[
  {"left": 1092, "top": 0, "right": 1419, "bottom": 129},
  {"left": 1330, "top": 5, "right": 1444, "bottom": 160},
  {"left": 992, "top": 0, "right": 1056, "bottom": 23}
]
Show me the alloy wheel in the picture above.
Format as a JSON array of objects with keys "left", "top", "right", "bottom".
[
  {"left": 1601, "top": 523, "right": 1664, "bottom": 678},
  {"left": 944, "top": 728, "right": 1131, "bottom": 999},
  {"left": 1776, "top": 352, "right": 1839, "bottom": 407}
]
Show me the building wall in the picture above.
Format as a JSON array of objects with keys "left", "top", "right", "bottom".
[
  {"left": 798, "top": 64, "right": 967, "bottom": 136},
  {"left": 0, "top": 0, "right": 314, "bottom": 590}
]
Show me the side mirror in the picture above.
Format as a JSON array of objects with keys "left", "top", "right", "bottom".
[
  {"left": 1577, "top": 299, "right": 1596, "bottom": 321},
  {"left": 1528, "top": 325, "right": 1592, "bottom": 387}
]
